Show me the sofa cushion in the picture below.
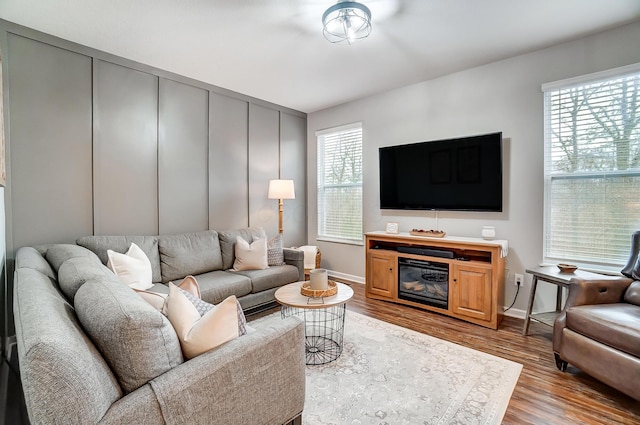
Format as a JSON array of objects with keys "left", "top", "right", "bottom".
[
  {"left": 166, "top": 283, "right": 243, "bottom": 359},
  {"left": 566, "top": 303, "right": 640, "bottom": 357},
  {"left": 74, "top": 276, "right": 183, "bottom": 394},
  {"left": 14, "top": 268, "right": 122, "bottom": 423},
  {"left": 77, "top": 235, "right": 162, "bottom": 283},
  {"left": 45, "top": 244, "right": 101, "bottom": 272},
  {"left": 107, "top": 243, "right": 154, "bottom": 290},
  {"left": 15, "top": 246, "right": 56, "bottom": 280},
  {"left": 236, "top": 264, "right": 300, "bottom": 294},
  {"left": 158, "top": 230, "right": 223, "bottom": 283},
  {"left": 58, "top": 256, "right": 115, "bottom": 302},
  {"left": 194, "top": 270, "right": 252, "bottom": 305},
  {"left": 218, "top": 227, "right": 266, "bottom": 270},
  {"left": 267, "top": 234, "right": 285, "bottom": 266},
  {"left": 233, "top": 236, "right": 268, "bottom": 271}
]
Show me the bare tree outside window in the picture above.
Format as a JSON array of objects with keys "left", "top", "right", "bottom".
[
  {"left": 317, "top": 125, "right": 363, "bottom": 243},
  {"left": 544, "top": 71, "right": 640, "bottom": 267}
]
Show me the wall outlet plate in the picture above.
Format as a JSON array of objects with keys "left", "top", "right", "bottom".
[{"left": 515, "top": 274, "right": 523, "bottom": 287}]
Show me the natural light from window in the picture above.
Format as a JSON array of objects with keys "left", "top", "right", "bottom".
[
  {"left": 543, "top": 64, "right": 640, "bottom": 269},
  {"left": 316, "top": 123, "right": 363, "bottom": 245}
]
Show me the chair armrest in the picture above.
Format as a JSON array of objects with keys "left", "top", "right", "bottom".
[
  {"left": 284, "top": 248, "right": 304, "bottom": 281},
  {"left": 553, "top": 275, "right": 632, "bottom": 353},
  {"left": 564, "top": 276, "right": 633, "bottom": 309},
  {"left": 149, "top": 316, "right": 305, "bottom": 425}
]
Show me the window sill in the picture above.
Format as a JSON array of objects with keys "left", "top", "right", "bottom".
[{"left": 317, "top": 236, "right": 364, "bottom": 246}]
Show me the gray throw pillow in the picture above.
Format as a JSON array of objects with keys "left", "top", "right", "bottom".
[
  {"left": 45, "top": 244, "right": 101, "bottom": 272},
  {"left": 267, "top": 233, "right": 285, "bottom": 266},
  {"left": 58, "top": 257, "right": 115, "bottom": 302},
  {"left": 74, "top": 277, "right": 183, "bottom": 393}
]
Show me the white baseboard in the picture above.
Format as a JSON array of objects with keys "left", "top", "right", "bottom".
[
  {"left": 326, "top": 270, "right": 365, "bottom": 285},
  {"left": 502, "top": 307, "right": 526, "bottom": 320}
]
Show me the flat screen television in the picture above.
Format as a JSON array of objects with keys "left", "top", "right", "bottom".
[{"left": 379, "top": 132, "right": 503, "bottom": 211}]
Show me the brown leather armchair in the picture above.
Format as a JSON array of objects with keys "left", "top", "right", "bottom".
[{"left": 553, "top": 231, "right": 640, "bottom": 401}]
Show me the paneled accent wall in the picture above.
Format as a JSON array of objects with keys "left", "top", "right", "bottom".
[
  {"left": 248, "top": 104, "right": 281, "bottom": 238},
  {"left": 93, "top": 60, "right": 160, "bottom": 236},
  {"left": 7, "top": 34, "right": 94, "bottom": 248},
  {"left": 1, "top": 20, "right": 307, "bottom": 256},
  {"left": 280, "top": 113, "right": 307, "bottom": 247},
  {"left": 209, "top": 92, "right": 249, "bottom": 230},
  {"left": 158, "top": 78, "right": 209, "bottom": 235}
]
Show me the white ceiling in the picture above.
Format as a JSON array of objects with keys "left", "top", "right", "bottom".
[{"left": 1, "top": 0, "right": 640, "bottom": 113}]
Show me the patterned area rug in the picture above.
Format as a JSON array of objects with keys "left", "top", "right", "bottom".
[{"left": 257, "top": 311, "right": 522, "bottom": 424}]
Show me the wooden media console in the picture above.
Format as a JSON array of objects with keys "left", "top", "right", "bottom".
[{"left": 365, "top": 231, "right": 507, "bottom": 329}]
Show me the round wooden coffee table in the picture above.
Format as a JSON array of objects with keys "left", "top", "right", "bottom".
[{"left": 275, "top": 281, "right": 354, "bottom": 365}]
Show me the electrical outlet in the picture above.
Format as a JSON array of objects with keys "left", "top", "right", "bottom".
[{"left": 514, "top": 274, "right": 523, "bottom": 287}]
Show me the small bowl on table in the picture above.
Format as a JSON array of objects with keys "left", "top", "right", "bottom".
[{"left": 557, "top": 263, "right": 578, "bottom": 273}]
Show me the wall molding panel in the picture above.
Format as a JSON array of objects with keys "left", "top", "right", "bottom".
[{"left": 0, "top": 19, "right": 307, "bottom": 256}]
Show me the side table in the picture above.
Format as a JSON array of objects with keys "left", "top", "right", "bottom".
[
  {"left": 274, "top": 281, "right": 353, "bottom": 365},
  {"left": 522, "top": 266, "right": 620, "bottom": 335}
]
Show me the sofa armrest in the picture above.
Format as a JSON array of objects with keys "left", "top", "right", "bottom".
[
  {"left": 553, "top": 276, "right": 632, "bottom": 353},
  {"left": 284, "top": 248, "right": 305, "bottom": 281},
  {"left": 148, "top": 316, "right": 305, "bottom": 425}
]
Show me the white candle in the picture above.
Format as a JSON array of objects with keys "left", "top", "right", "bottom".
[{"left": 310, "top": 268, "right": 328, "bottom": 290}]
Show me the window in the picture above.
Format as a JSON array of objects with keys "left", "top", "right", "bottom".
[
  {"left": 543, "top": 64, "right": 640, "bottom": 269},
  {"left": 317, "top": 123, "right": 363, "bottom": 244}
]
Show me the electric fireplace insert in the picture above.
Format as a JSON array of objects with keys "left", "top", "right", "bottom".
[{"left": 398, "top": 257, "right": 449, "bottom": 309}]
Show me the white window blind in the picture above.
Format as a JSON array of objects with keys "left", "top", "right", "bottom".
[
  {"left": 317, "top": 123, "right": 363, "bottom": 244},
  {"left": 543, "top": 65, "right": 640, "bottom": 268}
]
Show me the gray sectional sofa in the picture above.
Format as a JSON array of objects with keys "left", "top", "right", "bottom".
[{"left": 13, "top": 227, "right": 306, "bottom": 424}]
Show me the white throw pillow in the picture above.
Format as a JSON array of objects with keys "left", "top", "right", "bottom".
[
  {"left": 107, "top": 242, "right": 153, "bottom": 290},
  {"left": 166, "top": 282, "right": 241, "bottom": 359},
  {"left": 233, "top": 235, "right": 268, "bottom": 271}
]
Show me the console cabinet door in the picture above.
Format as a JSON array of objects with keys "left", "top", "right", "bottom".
[
  {"left": 451, "top": 264, "right": 492, "bottom": 321},
  {"left": 366, "top": 251, "right": 396, "bottom": 299}
]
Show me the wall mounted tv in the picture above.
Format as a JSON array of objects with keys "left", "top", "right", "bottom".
[{"left": 379, "top": 132, "right": 503, "bottom": 212}]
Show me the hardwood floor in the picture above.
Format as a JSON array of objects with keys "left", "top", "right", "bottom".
[{"left": 305, "top": 282, "right": 640, "bottom": 424}]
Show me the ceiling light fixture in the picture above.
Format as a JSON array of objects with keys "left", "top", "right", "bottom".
[{"left": 322, "top": 1, "right": 372, "bottom": 45}]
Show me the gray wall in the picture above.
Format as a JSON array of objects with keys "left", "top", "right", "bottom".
[
  {"left": 307, "top": 21, "right": 640, "bottom": 317},
  {"left": 0, "top": 20, "right": 307, "bottom": 259}
]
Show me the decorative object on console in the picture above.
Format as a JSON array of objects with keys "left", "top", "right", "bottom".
[
  {"left": 322, "top": 1, "right": 372, "bottom": 45},
  {"left": 481, "top": 226, "right": 496, "bottom": 240},
  {"left": 410, "top": 228, "right": 446, "bottom": 238},
  {"left": 268, "top": 179, "right": 295, "bottom": 234},
  {"left": 386, "top": 222, "right": 399, "bottom": 234}
]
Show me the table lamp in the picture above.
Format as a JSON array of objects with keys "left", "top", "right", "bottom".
[{"left": 268, "top": 179, "right": 295, "bottom": 234}]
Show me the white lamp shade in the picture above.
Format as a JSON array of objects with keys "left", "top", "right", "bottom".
[{"left": 268, "top": 179, "right": 295, "bottom": 200}]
